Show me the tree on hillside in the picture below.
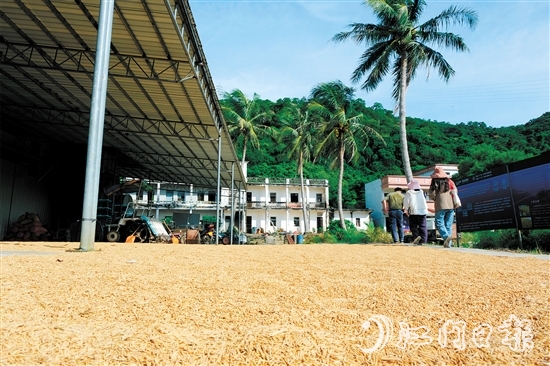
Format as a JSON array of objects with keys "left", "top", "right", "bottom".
[
  {"left": 309, "top": 81, "right": 383, "bottom": 230},
  {"left": 332, "top": 0, "right": 478, "bottom": 182},
  {"left": 221, "top": 89, "right": 275, "bottom": 168},
  {"left": 279, "top": 103, "right": 316, "bottom": 233},
  {"left": 457, "top": 144, "right": 532, "bottom": 179}
]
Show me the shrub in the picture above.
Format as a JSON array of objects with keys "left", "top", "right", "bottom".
[
  {"left": 342, "top": 230, "right": 369, "bottom": 244},
  {"left": 521, "top": 229, "right": 550, "bottom": 253},
  {"left": 304, "top": 233, "right": 322, "bottom": 244},
  {"left": 326, "top": 220, "right": 356, "bottom": 241},
  {"left": 457, "top": 232, "right": 479, "bottom": 248},
  {"left": 472, "top": 229, "right": 549, "bottom": 253},
  {"left": 364, "top": 223, "right": 393, "bottom": 244},
  {"left": 320, "top": 231, "right": 338, "bottom": 244}
]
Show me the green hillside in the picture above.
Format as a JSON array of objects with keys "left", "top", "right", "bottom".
[{"left": 221, "top": 94, "right": 549, "bottom": 209}]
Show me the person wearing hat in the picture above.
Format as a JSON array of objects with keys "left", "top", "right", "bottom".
[
  {"left": 403, "top": 179, "right": 428, "bottom": 245},
  {"left": 383, "top": 187, "right": 405, "bottom": 243},
  {"left": 429, "top": 166, "right": 455, "bottom": 248}
]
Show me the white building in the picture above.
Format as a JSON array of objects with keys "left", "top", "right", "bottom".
[
  {"left": 107, "top": 173, "right": 375, "bottom": 236},
  {"left": 245, "top": 177, "right": 330, "bottom": 234},
  {"left": 104, "top": 180, "right": 244, "bottom": 232},
  {"left": 332, "top": 209, "right": 372, "bottom": 230},
  {"left": 104, "top": 176, "right": 330, "bottom": 235}
]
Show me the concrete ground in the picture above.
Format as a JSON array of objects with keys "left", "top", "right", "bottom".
[
  {"left": 2, "top": 243, "right": 549, "bottom": 260},
  {"left": 432, "top": 245, "right": 550, "bottom": 260}
]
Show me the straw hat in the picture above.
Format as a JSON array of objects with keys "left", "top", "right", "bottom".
[
  {"left": 407, "top": 179, "right": 421, "bottom": 190},
  {"left": 430, "top": 166, "right": 448, "bottom": 178}
]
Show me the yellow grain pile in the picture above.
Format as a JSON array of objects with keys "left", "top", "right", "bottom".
[{"left": 1, "top": 242, "right": 548, "bottom": 365}]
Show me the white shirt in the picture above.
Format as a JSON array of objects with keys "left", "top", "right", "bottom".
[{"left": 403, "top": 190, "right": 428, "bottom": 215}]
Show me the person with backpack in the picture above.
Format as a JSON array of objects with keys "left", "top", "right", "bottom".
[
  {"left": 429, "top": 167, "right": 460, "bottom": 248},
  {"left": 404, "top": 179, "right": 428, "bottom": 245}
]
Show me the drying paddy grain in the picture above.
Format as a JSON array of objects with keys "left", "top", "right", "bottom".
[{"left": 1, "top": 241, "right": 548, "bottom": 365}]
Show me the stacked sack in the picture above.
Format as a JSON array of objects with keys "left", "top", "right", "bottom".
[{"left": 4, "top": 212, "right": 50, "bottom": 241}]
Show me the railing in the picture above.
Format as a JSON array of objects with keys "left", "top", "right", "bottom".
[
  {"left": 246, "top": 201, "right": 328, "bottom": 209},
  {"left": 246, "top": 177, "right": 329, "bottom": 186},
  {"left": 140, "top": 199, "right": 327, "bottom": 210},
  {"left": 267, "top": 202, "right": 288, "bottom": 209},
  {"left": 133, "top": 199, "right": 239, "bottom": 209},
  {"left": 311, "top": 202, "right": 328, "bottom": 209},
  {"left": 247, "top": 177, "right": 268, "bottom": 185}
]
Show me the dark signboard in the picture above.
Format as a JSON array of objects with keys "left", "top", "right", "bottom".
[
  {"left": 456, "top": 152, "right": 550, "bottom": 232},
  {"left": 455, "top": 167, "right": 516, "bottom": 232},
  {"left": 509, "top": 163, "right": 550, "bottom": 229}
]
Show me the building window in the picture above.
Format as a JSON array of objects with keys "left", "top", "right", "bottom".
[
  {"left": 246, "top": 192, "right": 252, "bottom": 202},
  {"left": 270, "top": 193, "right": 276, "bottom": 203},
  {"left": 208, "top": 192, "right": 216, "bottom": 201},
  {"left": 356, "top": 218, "right": 360, "bottom": 227},
  {"left": 294, "top": 217, "right": 300, "bottom": 226},
  {"left": 270, "top": 217, "right": 276, "bottom": 227},
  {"left": 316, "top": 193, "right": 323, "bottom": 203},
  {"left": 198, "top": 192, "right": 204, "bottom": 201},
  {"left": 166, "top": 190, "right": 173, "bottom": 201},
  {"left": 290, "top": 193, "right": 299, "bottom": 203}
]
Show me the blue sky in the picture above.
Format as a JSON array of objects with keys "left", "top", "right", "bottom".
[{"left": 190, "top": 0, "right": 549, "bottom": 128}]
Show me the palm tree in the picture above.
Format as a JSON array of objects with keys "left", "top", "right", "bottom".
[
  {"left": 279, "top": 102, "right": 316, "bottom": 233},
  {"left": 332, "top": 0, "right": 478, "bottom": 182},
  {"left": 310, "top": 81, "right": 383, "bottom": 230},
  {"left": 221, "top": 89, "right": 272, "bottom": 168}
]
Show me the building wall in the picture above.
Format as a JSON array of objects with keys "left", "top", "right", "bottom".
[
  {"left": 246, "top": 209, "right": 324, "bottom": 234},
  {"left": 364, "top": 179, "right": 385, "bottom": 228},
  {"left": 245, "top": 178, "right": 329, "bottom": 234},
  {"left": 119, "top": 178, "right": 329, "bottom": 234},
  {"left": 124, "top": 184, "right": 243, "bottom": 232},
  {"left": 333, "top": 210, "right": 372, "bottom": 229}
]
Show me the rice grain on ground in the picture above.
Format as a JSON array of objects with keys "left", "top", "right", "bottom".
[{"left": 1, "top": 242, "right": 548, "bottom": 365}]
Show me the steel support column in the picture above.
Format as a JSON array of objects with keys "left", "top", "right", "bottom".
[
  {"left": 230, "top": 162, "right": 235, "bottom": 244},
  {"left": 215, "top": 134, "right": 222, "bottom": 244},
  {"left": 79, "top": 0, "right": 115, "bottom": 251}
]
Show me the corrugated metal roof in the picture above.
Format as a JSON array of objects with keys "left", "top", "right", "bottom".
[{"left": 0, "top": 0, "right": 245, "bottom": 190}]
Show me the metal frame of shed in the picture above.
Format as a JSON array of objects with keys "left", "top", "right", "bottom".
[{"left": 1, "top": 0, "right": 246, "bottom": 246}]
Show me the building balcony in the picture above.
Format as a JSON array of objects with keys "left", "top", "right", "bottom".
[
  {"left": 247, "top": 177, "right": 329, "bottom": 187},
  {"left": 246, "top": 202, "right": 266, "bottom": 209},
  {"left": 134, "top": 200, "right": 238, "bottom": 210},
  {"left": 246, "top": 201, "right": 328, "bottom": 210}
]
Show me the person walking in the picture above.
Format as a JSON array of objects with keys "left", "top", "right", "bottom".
[
  {"left": 403, "top": 179, "right": 428, "bottom": 245},
  {"left": 429, "top": 166, "right": 455, "bottom": 248},
  {"left": 383, "top": 187, "right": 405, "bottom": 243}
]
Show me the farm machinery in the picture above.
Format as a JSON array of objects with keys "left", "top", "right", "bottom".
[
  {"left": 102, "top": 179, "right": 172, "bottom": 243},
  {"left": 104, "top": 202, "right": 172, "bottom": 243}
]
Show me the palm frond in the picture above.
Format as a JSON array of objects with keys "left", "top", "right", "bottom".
[
  {"left": 353, "top": 41, "right": 395, "bottom": 91},
  {"left": 419, "top": 5, "right": 478, "bottom": 33},
  {"left": 415, "top": 44, "right": 456, "bottom": 82},
  {"left": 408, "top": 0, "right": 426, "bottom": 24},
  {"left": 366, "top": 0, "right": 399, "bottom": 23},
  {"left": 417, "top": 31, "right": 469, "bottom": 52},
  {"left": 332, "top": 23, "right": 393, "bottom": 45}
]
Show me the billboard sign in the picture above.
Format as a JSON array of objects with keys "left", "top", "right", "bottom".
[
  {"left": 455, "top": 166, "right": 515, "bottom": 232},
  {"left": 456, "top": 152, "right": 550, "bottom": 232},
  {"left": 508, "top": 158, "right": 550, "bottom": 230}
]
